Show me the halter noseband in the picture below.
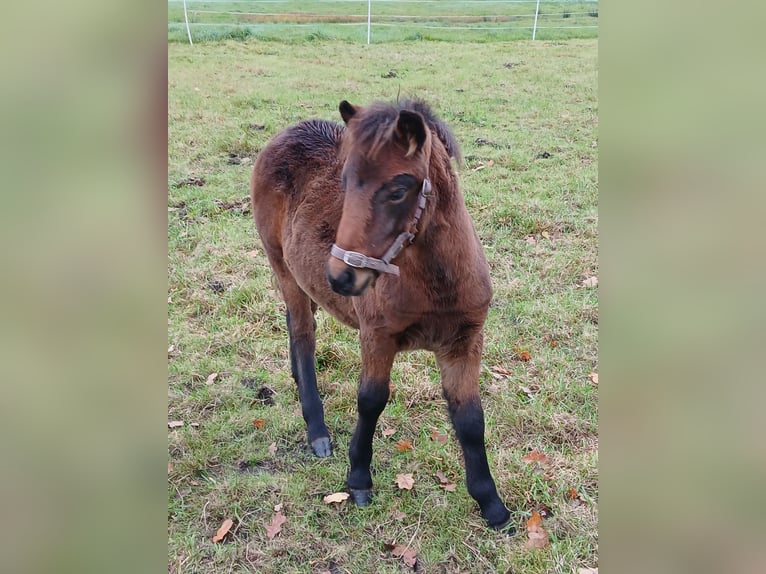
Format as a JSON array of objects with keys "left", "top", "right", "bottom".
[{"left": 331, "top": 177, "right": 432, "bottom": 276}]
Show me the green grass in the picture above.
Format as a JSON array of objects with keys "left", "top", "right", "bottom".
[{"left": 169, "top": 38, "right": 597, "bottom": 573}]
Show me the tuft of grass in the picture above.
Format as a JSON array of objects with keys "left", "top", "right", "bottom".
[{"left": 169, "top": 38, "right": 597, "bottom": 573}]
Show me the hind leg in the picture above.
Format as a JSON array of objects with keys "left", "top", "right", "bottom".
[{"left": 270, "top": 260, "right": 331, "bottom": 457}]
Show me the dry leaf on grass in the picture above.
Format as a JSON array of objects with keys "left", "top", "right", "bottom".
[
  {"left": 381, "top": 427, "right": 396, "bottom": 438},
  {"left": 323, "top": 492, "right": 350, "bottom": 504},
  {"left": 268, "top": 442, "right": 277, "bottom": 455},
  {"left": 489, "top": 365, "right": 512, "bottom": 378},
  {"left": 524, "top": 511, "right": 549, "bottom": 549},
  {"left": 205, "top": 372, "right": 219, "bottom": 385},
  {"left": 168, "top": 420, "right": 184, "bottom": 429},
  {"left": 522, "top": 449, "right": 550, "bottom": 464},
  {"left": 273, "top": 503, "right": 283, "bottom": 512},
  {"left": 212, "top": 518, "right": 233, "bottom": 543},
  {"left": 385, "top": 543, "right": 418, "bottom": 568},
  {"left": 394, "top": 439, "right": 413, "bottom": 452},
  {"left": 430, "top": 430, "right": 448, "bottom": 444},
  {"left": 513, "top": 348, "right": 532, "bottom": 361},
  {"left": 396, "top": 473, "right": 414, "bottom": 490},
  {"left": 252, "top": 419, "right": 265, "bottom": 429},
  {"left": 588, "top": 372, "right": 598, "bottom": 386},
  {"left": 265, "top": 511, "right": 286, "bottom": 540},
  {"left": 435, "top": 471, "right": 457, "bottom": 492},
  {"left": 582, "top": 276, "right": 598, "bottom": 288}
]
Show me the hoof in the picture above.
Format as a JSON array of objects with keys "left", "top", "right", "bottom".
[
  {"left": 310, "top": 437, "right": 332, "bottom": 458},
  {"left": 490, "top": 516, "right": 516, "bottom": 536},
  {"left": 349, "top": 488, "right": 373, "bottom": 506}
]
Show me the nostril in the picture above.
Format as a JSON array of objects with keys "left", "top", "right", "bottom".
[
  {"left": 328, "top": 266, "right": 356, "bottom": 295},
  {"left": 340, "top": 267, "right": 355, "bottom": 286}
]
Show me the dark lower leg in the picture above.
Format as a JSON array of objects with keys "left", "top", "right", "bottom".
[
  {"left": 287, "top": 311, "right": 330, "bottom": 457},
  {"left": 449, "top": 399, "right": 512, "bottom": 529},
  {"left": 347, "top": 379, "right": 389, "bottom": 504}
]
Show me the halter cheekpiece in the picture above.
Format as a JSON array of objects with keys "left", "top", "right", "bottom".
[{"left": 331, "top": 177, "right": 432, "bottom": 276}]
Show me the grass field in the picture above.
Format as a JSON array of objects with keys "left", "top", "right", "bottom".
[{"left": 168, "top": 37, "right": 598, "bottom": 573}]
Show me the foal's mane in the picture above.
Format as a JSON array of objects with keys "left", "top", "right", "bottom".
[{"left": 343, "top": 99, "right": 462, "bottom": 164}]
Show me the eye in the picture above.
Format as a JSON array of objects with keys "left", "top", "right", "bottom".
[{"left": 388, "top": 186, "right": 408, "bottom": 203}]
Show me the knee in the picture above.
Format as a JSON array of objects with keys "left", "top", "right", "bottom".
[{"left": 357, "top": 380, "right": 389, "bottom": 418}]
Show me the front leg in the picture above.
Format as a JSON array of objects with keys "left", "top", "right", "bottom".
[
  {"left": 347, "top": 332, "right": 396, "bottom": 505},
  {"left": 437, "top": 347, "right": 513, "bottom": 531}
]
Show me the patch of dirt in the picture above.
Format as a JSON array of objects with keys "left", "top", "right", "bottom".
[
  {"left": 241, "top": 378, "right": 276, "bottom": 406},
  {"left": 206, "top": 280, "right": 227, "bottom": 294},
  {"left": 238, "top": 459, "right": 276, "bottom": 474},
  {"left": 174, "top": 176, "right": 205, "bottom": 187},
  {"left": 214, "top": 197, "right": 251, "bottom": 215}
]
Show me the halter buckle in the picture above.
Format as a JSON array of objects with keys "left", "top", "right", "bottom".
[{"left": 342, "top": 251, "right": 370, "bottom": 269}]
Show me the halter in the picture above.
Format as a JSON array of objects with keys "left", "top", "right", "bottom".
[{"left": 330, "top": 177, "right": 432, "bottom": 276}]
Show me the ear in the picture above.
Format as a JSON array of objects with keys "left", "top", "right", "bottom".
[
  {"left": 339, "top": 100, "right": 358, "bottom": 124},
  {"left": 396, "top": 110, "right": 428, "bottom": 158}
]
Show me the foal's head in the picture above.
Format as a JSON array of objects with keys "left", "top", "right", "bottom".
[{"left": 327, "top": 100, "right": 434, "bottom": 296}]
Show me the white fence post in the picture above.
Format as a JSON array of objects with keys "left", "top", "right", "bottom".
[
  {"left": 532, "top": 0, "right": 540, "bottom": 40},
  {"left": 367, "top": 0, "right": 371, "bottom": 44},
  {"left": 183, "top": 0, "right": 193, "bottom": 45}
]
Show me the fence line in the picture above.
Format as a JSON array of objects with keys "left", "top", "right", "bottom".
[{"left": 169, "top": 0, "right": 598, "bottom": 43}]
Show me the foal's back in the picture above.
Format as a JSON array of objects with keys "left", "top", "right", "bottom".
[{"left": 250, "top": 119, "right": 359, "bottom": 328}]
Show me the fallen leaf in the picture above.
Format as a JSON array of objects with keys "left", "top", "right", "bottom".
[
  {"left": 541, "top": 230, "right": 550, "bottom": 239},
  {"left": 435, "top": 471, "right": 458, "bottom": 492},
  {"left": 514, "top": 349, "right": 532, "bottom": 361},
  {"left": 524, "top": 511, "right": 549, "bottom": 549},
  {"left": 268, "top": 442, "right": 277, "bottom": 455},
  {"left": 167, "top": 462, "right": 174, "bottom": 474},
  {"left": 567, "top": 487, "right": 580, "bottom": 500},
  {"left": 396, "top": 473, "right": 415, "bottom": 490},
  {"left": 205, "top": 372, "right": 219, "bottom": 385},
  {"left": 588, "top": 372, "right": 599, "bottom": 386},
  {"left": 394, "top": 439, "right": 413, "bottom": 452},
  {"left": 265, "top": 511, "right": 286, "bottom": 540},
  {"left": 168, "top": 420, "right": 184, "bottom": 429},
  {"left": 490, "top": 365, "right": 512, "bottom": 378},
  {"left": 381, "top": 427, "right": 397, "bottom": 438},
  {"left": 487, "top": 159, "right": 495, "bottom": 167},
  {"left": 168, "top": 344, "right": 175, "bottom": 354},
  {"left": 525, "top": 235, "right": 537, "bottom": 245},
  {"left": 167, "top": 296, "right": 172, "bottom": 303},
  {"left": 323, "top": 492, "right": 350, "bottom": 504},
  {"left": 392, "top": 509, "right": 406, "bottom": 521},
  {"left": 430, "top": 430, "right": 448, "bottom": 444},
  {"left": 252, "top": 419, "right": 265, "bottom": 429},
  {"left": 246, "top": 249, "right": 259, "bottom": 258},
  {"left": 212, "top": 518, "right": 233, "bottom": 543},
  {"left": 548, "top": 339, "right": 559, "bottom": 348},
  {"left": 388, "top": 544, "right": 418, "bottom": 568},
  {"left": 273, "top": 503, "right": 283, "bottom": 512},
  {"left": 522, "top": 449, "right": 550, "bottom": 464},
  {"left": 582, "top": 276, "right": 598, "bottom": 287}
]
